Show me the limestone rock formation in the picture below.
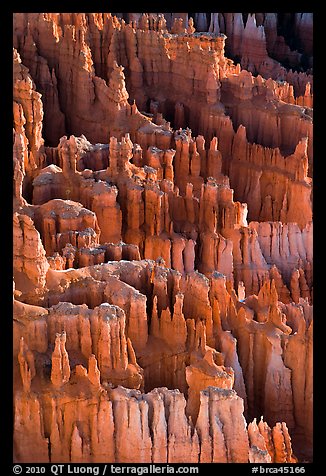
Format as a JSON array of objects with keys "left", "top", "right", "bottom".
[
  {"left": 13, "top": 212, "right": 49, "bottom": 293},
  {"left": 13, "top": 12, "right": 313, "bottom": 464},
  {"left": 50, "top": 331, "right": 71, "bottom": 387}
]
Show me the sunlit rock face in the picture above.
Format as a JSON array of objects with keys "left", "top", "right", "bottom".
[{"left": 13, "top": 12, "right": 312, "bottom": 463}]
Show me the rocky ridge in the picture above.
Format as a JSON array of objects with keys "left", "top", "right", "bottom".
[{"left": 13, "top": 12, "right": 313, "bottom": 463}]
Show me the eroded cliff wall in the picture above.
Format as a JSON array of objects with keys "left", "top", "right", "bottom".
[{"left": 13, "top": 12, "right": 313, "bottom": 463}]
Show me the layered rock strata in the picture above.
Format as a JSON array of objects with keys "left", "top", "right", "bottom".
[{"left": 13, "top": 12, "right": 313, "bottom": 463}]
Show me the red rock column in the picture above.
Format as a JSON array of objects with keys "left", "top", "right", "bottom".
[{"left": 51, "top": 332, "right": 71, "bottom": 388}]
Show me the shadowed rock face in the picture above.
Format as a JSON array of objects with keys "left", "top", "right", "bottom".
[{"left": 13, "top": 12, "right": 312, "bottom": 463}]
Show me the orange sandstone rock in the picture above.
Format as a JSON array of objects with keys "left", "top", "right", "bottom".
[{"left": 12, "top": 11, "right": 313, "bottom": 464}]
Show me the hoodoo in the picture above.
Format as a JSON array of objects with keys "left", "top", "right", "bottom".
[{"left": 13, "top": 12, "right": 313, "bottom": 463}]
